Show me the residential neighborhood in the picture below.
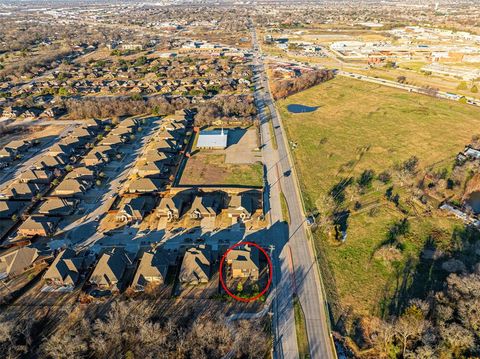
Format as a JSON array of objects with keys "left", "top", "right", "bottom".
[{"left": 2, "top": 1, "right": 480, "bottom": 359}]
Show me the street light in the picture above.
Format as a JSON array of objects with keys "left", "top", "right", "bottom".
[{"left": 268, "top": 244, "right": 275, "bottom": 255}]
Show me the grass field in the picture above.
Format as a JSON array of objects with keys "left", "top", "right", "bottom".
[
  {"left": 278, "top": 76, "right": 480, "bottom": 316},
  {"left": 293, "top": 296, "right": 310, "bottom": 359},
  {"left": 348, "top": 66, "right": 480, "bottom": 100},
  {"left": 280, "top": 191, "right": 290, "bottom": 224},
  {"left": 267, "top": 107, "right": 278, "bottom": 150},
  {"left": 180, "top": 151, "right": 263, "bottom": 187}
]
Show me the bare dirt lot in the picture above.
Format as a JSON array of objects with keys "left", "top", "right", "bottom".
[{"left": 225, "top": 128, "right": 261, "bottom": 164}]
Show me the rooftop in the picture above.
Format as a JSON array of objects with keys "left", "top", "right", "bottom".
[{"left": 197, "top": 129, "right": 228, "bottom": 149}]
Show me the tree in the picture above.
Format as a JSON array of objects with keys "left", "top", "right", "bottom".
[
  {"left": 357, "top": 169, "right": 375, "bottom": 189},
  {"left": 371, "top": 319, "right": 396, "bottom": 357},
  {"left": 0, "top": 318, "right": 19, "bottom": 357},
  {"left": 457, "top": 81, "right": 468, "bottom": 90},
  {"left": 401, "top": 156, "right": 419, "bottom": 174},
  {"left": 394, "top": 305, "right": 430, "bottom": 358},
  {"left": 440, "top": 323, "right": 474, "bottom": 357},
  {"left": 233, "top": 320, "right": 270, "bottom": 359},
  {"left": 270, "top": 69, "right": 335, "bottom": 99},
  {"left": 414, "top": 345, "right": 438, "bottom": 359},
  {"left": 384, "top": 61, "right": 396, "bottom": 69},
  {"left": 42, "top": 320, "right": 89, "bottom": 359},
  {"left": 471, "top": 85, "right": 478, "bottom": 93},
  {"left": 187, "top": 316, "right": 233, "bottom": 358},
  {"left": 57, "top": 87, "right": 69, "bottom": 97},
  {"left": 90, "top": 300, "right": 165, "bottom": 358},
  {"left": 378, "top": 171, "right": 392, "bottom": 184},
  {"left": 385, "top": 186, "right": 394, "bottom": 200}
]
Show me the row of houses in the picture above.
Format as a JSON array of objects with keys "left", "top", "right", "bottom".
[
  {"left": 0, "top": 241, "right": 260, "bottom": 294},
  {"left": 0, "top": 113, "right": 190, "bottom": 240},
  {"left": 112, "top": 113, "right": 189, "bottom": 224},
  {"left": 0, "top": 121, "right": 101, "bottom": 204},
  {"left": 0, "top": 139, "right": 33, "bottom": 165},
  {"left": 157, "top": 190, "right": 259, "bottom": 223},
  {"left": 114, "top": 189, "right": 258, "bottom": 226},
  {"left": 20, "top": 118, "right": 155, "bottom": 237},
  {"left": 5, "top": 55, "right": 251, "bottom": 103},
  {"left": 0, "top": 105, "right": 65, "bottom": 121},
  {"left": 21, "top": 76, "right": 251, "bottom": 97},
  {"left": 0, "top": 119, "right": 110, "bottom": 242},
  {"left": 124, "top": 114, "right": 187, "bottom": 197}
]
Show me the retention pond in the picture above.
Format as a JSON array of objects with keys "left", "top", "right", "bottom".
[{"left": 287, "top": 104, "right": 319, "bottom": 113}]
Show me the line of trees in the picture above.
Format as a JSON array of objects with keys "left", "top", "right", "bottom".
[
  {"left": 65, "top": 96, "right": 184, "bottom": 119},
  {"left": 0, "top": 299, "right": 270, "bottom": 359},
  {"left": 195, "top": 94, "right": 257, "bottom": 126},
  {"left": 0, "top": 48, "right": 76, "bottom": 79},
  {"left": 271, "top": 69, "right": 335, "bottom": 100},
  {"left": 366, "top": 270, "right": 480, "bottom": 358},
  {"left": 65, "top": 94, "right": 257, "bottom": 125}
]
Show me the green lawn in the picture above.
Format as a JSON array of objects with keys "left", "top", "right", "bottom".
[
  {"left": 224, "top": 161, "right": 263, "bottom": 187},
  {"left": 278, "top": 76, "right": 480, "bottom": 316},
  {"left": 280, "top": 191, "right": 290, "bottom": 224},
  {"left": 293, "top": 296, "right": 310, "bottom": 359},
  {"left": 266, "top": 107, "right": 278, "bottom": 150},
  {"left": 180, "top": 152, "right": 263, "bottom": 187},
  {"left": 397, "top": 61, "right": 428, "bottom": 72},
  {"left": 279, "top": 77, "right": 480, "bottom": 203}
]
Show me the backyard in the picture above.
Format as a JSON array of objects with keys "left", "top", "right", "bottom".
[
  {"left": 179, "top": 128, "right": 263, "bottom": 188},
  {"left": 277, "top": 76, "right": 480, "bottom": 317},
  {"left": 180, "top": 151, "right": 263, "bottom": 187}
]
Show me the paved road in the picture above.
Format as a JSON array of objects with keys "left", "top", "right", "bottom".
[
  {"left": 251, "top": 32, "right": 298, "bottom": 359},
  {"left": 251, "top": 26, "right": 336, "bottom": 359}
]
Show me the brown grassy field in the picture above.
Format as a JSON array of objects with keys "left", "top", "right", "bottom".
[
  {"left": 278, "top": 76, "right": 480, "bottom": 316},
  {"left": 179, "top": 150, "right": 263, "bottom": 187}
]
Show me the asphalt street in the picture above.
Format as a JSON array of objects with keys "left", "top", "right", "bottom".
[{"left": 251, "top": 26, "right": 336, "bottom": 359}]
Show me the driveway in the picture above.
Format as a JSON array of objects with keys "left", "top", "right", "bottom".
[{"left": 225, "top": 128, "right": 260, "bottom": 164}]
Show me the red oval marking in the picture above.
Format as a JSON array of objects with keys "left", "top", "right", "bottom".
[{"left": 219, "top": 241, "right": 273, "bottom": 302}]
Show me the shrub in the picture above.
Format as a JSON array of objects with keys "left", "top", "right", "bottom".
[
  {"left": 357, "top": 169, "right": 375, "bottom": 189},
  {"left": 378, "top": 171, "right": 392, "bottom": 184}
]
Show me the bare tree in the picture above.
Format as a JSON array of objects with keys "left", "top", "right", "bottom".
[
  {"left": 233, "top": 320, "right": 270, "bottom": 359},
  {"left": 439, "top": 323, "right": 475, "bottom": 357},
  {"left": 394, "top": 305, "right": 430, "bottom": 358}
]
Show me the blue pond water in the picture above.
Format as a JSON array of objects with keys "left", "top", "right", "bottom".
[{"left": 287, "top": 104, "right": 319, "bottom": 113}]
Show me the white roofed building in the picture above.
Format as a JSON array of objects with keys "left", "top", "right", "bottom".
[{"left": 196, "top": 129, "right": 228, "bottom": 149}]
